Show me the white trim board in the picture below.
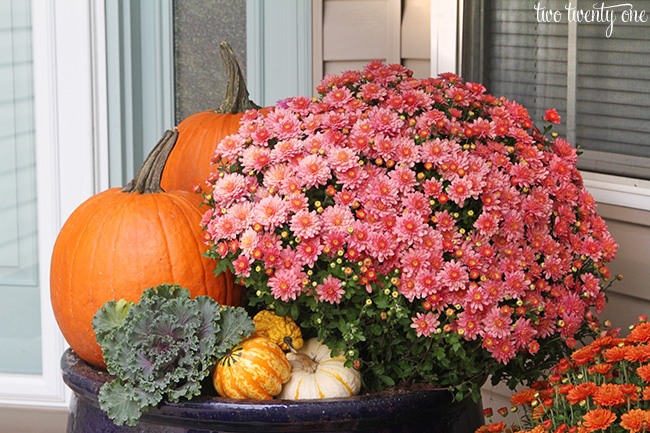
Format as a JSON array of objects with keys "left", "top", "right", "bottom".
[
  {"left": 582, "top": 171, "right": 650, "bottom": 213},
  {"left": 246, "top": 0, "right": 313, "bottom": 106},
  {"left": 430, "top": 0, "right": 459, "bottom": 75}
]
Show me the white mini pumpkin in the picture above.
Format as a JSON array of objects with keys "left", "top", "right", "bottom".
[{"left": 278, "top": 337, "right": 361, "bottom": 400}]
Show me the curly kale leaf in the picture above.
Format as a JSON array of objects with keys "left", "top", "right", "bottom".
[
  {"left": 216, "top": 305, "right": 256, "bottom": 356},
  {"left": 92, "top": 284, "right": 254, "bottom": 426}
]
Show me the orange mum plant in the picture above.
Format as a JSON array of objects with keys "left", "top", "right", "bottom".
[{"left": 479, "top": 316, "right": 650, "bottom": 433}]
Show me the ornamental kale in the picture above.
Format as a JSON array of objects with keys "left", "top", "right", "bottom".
[{"left": 92, "top": 283, "right": 255, "bottom": 426}]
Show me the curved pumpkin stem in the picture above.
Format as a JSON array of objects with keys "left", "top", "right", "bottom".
[
  {"left": 284, "top": 337, "right": 319, "bottom": 373},
  {"left": 215, "top": 41, "right": 261, "bottom": 114},
  {"left": 122, "top": 128, "right": 178, "bottom": 194}
]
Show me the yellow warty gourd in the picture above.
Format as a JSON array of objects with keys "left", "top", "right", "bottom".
[
  {"left": 253, "top": 310, "right": 303, "bottom": 351},
  {"left": 278, "top": 338, "right": 361, "bottom": 400}
]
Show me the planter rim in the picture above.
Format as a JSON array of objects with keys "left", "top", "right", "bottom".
[{"left": 61, "top": 348, "right": 473, "bottom": 429}]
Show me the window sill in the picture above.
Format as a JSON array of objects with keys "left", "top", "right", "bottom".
[{"left": 582, "top": 171, "right": 650, "bottom": 212}]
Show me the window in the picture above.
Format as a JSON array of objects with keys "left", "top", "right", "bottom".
[
  {"left": 462, "top": 0, "right": 650, "bottom": 181},
  {"left": 0, "top": 0, "right": 104, "bottom": 408},
  {"left": 0, "top": 0, "right": 41, "bottom": 377}
]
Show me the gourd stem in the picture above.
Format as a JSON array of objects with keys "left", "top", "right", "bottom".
[
  {"left": 121, "top": 128, "right": 178, "bottom": 194},
  {"left": 284, "top": 337, "right": 297, "bottom": 353},
  {"left": 214, "top": 41, "right": 261, "bottom": 114}
]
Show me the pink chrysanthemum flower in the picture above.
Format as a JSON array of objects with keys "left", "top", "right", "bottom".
[
  {"left": 483, "top": 309, "right": 513, "bottom": 340},
  {"left": 266, "top": 107, "right": 302, "bottom": 140},
  {"left": 241, "top": 145, "right": 271, "bottom": 172},
  {"left": 392, "top": 136, "right": 420, "bottom": 167},
  {"left": 400, "top": 248, "right": 428, "bottom": 277},
  {"left": 253, "top": 195, "right": 288, "bottom": 230},
  {"left": 367, "top": 230, "right": 398, "bottom": 263},
  {"left": 212, "top": 172, "right": 248, "bottom": 207},
  {"left": 295, "top": 237, "right": 323, "bottom": 268},
  {"left": 233, "top": 254, "right": 251, "bottom": 278},
  {"left": 290, "top": 209, "right": 322, "bottom": 240},
  {"left": 473, "top": 212, "right": 499, "bottom": 237},
  {"left": 268, "top": 268, "right": 303, "bottom": 302},
  {"left": 394, "top": 212, "right": 428, "bottom": 244},
  {"left": 390, "top": 165, "right": 418, "bottom": 193},
  {"left": 432, "top": 210, "right": 456, "bottom": 232},
  {"left": 322, "top": 231, "right": 346, "bottom": 253},
  {"left": 447, "top": 176, "right": 474, "bottom": 207},
  {"left": 336, "top": 165, "right": 369, "bottom": 190},
  {"left": 414, "top": 268, "right": 440, "bottom": 298},
  {"left": 227, "top": 202, "right": 253, "bottom": 227},
  {"left": 372, "top": 134, "right": 396, "bottom": 160},
  {"left": 215, "top": 135, "right": 244, "bottom": 161},
  {"left": 512, "top": 317, "right": 537, "bottom": 350},
  {"left": 296, "top": 154, "right": 331, "bottom": 188},
  {"left": 263, "top": 163, "right": 291, "bottom": 191},
  {"left": 402, "top": 192, "right": 431, "bottom": 217},
  {"left": 366, "top": 173, "right": 399, "bottom": 205},
  {"left": 400, "top": 89, "right": 432, "bottom": 116},
  {"left": 348, "top": 220, "right": 372, "bottom": 253},
  {"left": 285, "top": 192, "right": 309, "bottom": 213},
  {"left": 284, "top": 95, "right": 312, "bottom": 115},
  {"left": 270, "top": 138, "right": 303, "bottom": 163},
  {"left": 201, "top": 208, "right": 215, "bottom": 228},
  {"left": 359, "top": 82, "right": 387, "bottom": 101},
  {"left": 327, "top": 146, "right": 359, "bottom": 171},
  {"left": 316, "top": 275, "right": 345, "bottom": 304},
  {"left": 456, "top": 311, "right": 482, "bottom": 340},
  {"left": 438, "top": 260, "right": 469, "bottom": 292},
  {"left": 410, "top": 312, "right": 440, "bottom": 337},
  {"left": 367, "top": 106, "right": 403, "bottom": 135},
  {"left": 321, "top": 110, "right": 350, "bottom": 130},
  {"left": 489, "top": 337, "right": 517, "bottom": 364},
  {"left": 239, "top": 228, "right": 259, "bottom": 257},
  {"left": 322, "top": 86, "right": 354, "bottom": 108},
  {"left": 206, "top": 214, "right": 242, "bottom": 241},
  {"left": 321, "top": 205, "right": 354, "bottom": 234}
]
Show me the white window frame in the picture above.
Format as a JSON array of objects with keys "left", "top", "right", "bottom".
[
  {"left": 0, "top": 0, "right": 109, "bottom": 407},
  {"left": 430, "top": 0, "right": 650, "bottom": 213}
]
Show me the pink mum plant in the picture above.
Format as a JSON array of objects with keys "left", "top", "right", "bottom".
[{"left": 202, "top": 60, "right": 618, "bottom": 399}]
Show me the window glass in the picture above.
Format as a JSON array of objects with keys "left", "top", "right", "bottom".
[{"left": 0, "top": 0, "right": 42, "bottom": 375}]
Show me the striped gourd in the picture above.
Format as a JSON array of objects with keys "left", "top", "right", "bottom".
[{"left": 213, "top": 334, "right": 291, "bottom": 399}]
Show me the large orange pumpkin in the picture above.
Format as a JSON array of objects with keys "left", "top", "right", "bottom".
[
  {"left": 50, "top": 129, "right": 243, "bottom": 368},
  {"left": 161, "top": 41, "right": 266, "bottom": 192}
]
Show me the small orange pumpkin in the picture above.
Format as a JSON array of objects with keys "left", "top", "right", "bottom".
[
  {"left": 161, "top": 41, "right": 267, "bottom": 192},
  {"left": 50, "top": 129, "right": 243, "bottom": 368},
  {"left": 213, "top": 334, "right": 291, "bottom": 400}
]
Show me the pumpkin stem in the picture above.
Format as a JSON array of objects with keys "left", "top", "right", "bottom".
[
  {"left": 214, "top": 41, "right": 260, "bottom": 114},
  {"left": 121, "top": 128, "right": 179, "bottom": 194},
  {"left": 284, "top": 338, "right": 320, "bottom": 373},
  {"left": 286, "top": 352, "right": 320, "bottom": 374}
]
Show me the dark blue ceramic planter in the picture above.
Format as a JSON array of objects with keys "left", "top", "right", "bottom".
[{"left": 61, "top": 348, "right": 484, "bottom": 433}]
